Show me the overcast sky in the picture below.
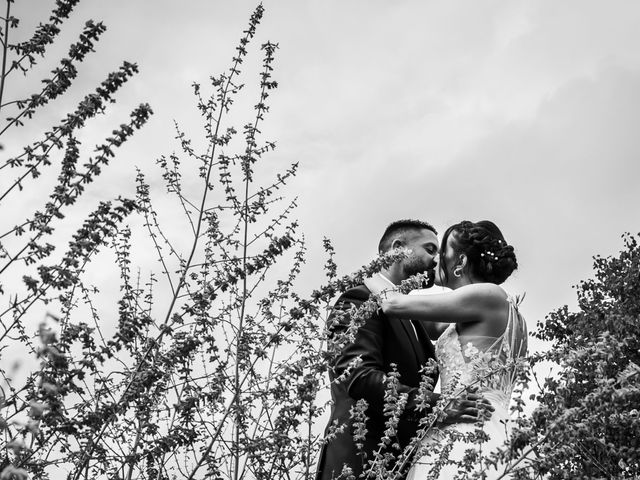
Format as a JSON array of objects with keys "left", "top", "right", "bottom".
[{"left": 5, "top": 0, "right": 640, "bottom": 352}]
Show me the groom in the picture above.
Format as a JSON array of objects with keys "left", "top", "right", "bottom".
[{"left": 316, "top": 219, "right": 481, "bottom": 480}]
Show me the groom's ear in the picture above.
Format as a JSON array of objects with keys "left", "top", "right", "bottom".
[{"left": 391, "top": 238, "right": 404, "bottom": 250}]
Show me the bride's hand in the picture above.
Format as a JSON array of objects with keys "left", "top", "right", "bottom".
[{"left": 364, "top": 275, "right": 402, "bottom": 314}]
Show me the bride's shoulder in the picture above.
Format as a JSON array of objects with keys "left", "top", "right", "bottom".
[{"left": 457, "top": 283, "right": 507, "bottom": 307}]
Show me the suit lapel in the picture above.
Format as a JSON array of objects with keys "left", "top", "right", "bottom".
[
  {"left": 385, "top": 314, "right": 424, "bottom": 369},
  {"left": 400, "top": 319, "right": 425, "bottom": 367},
  {"left": 413, "top": 320, "right": 435, "bottom": 363},
  {"left": 364, "top": 285, "right": 429, "bottom": 373},
  {"left": 412, "top": 320, "right": 439, "bottom": 385}
]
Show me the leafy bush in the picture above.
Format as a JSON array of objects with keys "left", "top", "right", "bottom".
[{"left": 0, "top": 2, "right": 327, "bottom": 479}]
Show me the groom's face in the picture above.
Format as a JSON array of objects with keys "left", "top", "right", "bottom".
[{"left": 400, "top": 228, "right": 439, "bottom": 283}]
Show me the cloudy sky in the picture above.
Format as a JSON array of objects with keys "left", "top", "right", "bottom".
[{"left": 5, "top": 0, "right": 640, "bottom": 351}]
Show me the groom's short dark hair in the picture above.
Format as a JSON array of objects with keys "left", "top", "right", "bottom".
[{"left": 378, "top": 219, "right": 437, "bottom": 253}]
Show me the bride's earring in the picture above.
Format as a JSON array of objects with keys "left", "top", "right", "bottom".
[{"left": 453, "top": 266, "right": 462, "bottom": 278}]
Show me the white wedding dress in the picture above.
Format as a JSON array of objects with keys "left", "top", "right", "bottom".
[{"left": 407, "top": 293, "right": 528, "bottom": 480}]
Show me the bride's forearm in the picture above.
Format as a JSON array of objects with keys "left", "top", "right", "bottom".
[
  {"left": 382, "top": 295, "right": 447, "bottom": 337},
  {"left": 383, "top": 295, "right": 455, "bottom": 323},
  {"left": 383, "top": 289, "right": 484, "bottom": 325},
  {"left": 381, "top": 296, "right": 412, "bottom": 317}
]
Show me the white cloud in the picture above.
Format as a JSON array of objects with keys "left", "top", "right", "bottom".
[{"left": 4, "top": 0, "right": 640, "bottom": 345}]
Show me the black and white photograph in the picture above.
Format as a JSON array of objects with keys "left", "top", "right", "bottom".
[{"left": 1, "top": 1, "right": 639, "bottom": 479}]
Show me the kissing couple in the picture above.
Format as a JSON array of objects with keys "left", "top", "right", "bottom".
[{"left": 316, "top": 219, "right": 528, "bottom": 480}]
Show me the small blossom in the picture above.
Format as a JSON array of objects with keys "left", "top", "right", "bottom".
[
  {"left": 29, "top": 400, "right": 48, "bottom": 419},
  {"left": 6, "top": 437, "right": 25, "bottom": 455},
  {"left": 1, "top": 466, "right": 30, "bottom": 480}
]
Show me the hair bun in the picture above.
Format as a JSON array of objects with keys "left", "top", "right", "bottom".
[
  {"left": 457, "top": 220, "right": 518, "bottom": 284},
  {"left": 477, "top": 242, "right": 518, "bottom": 284}
]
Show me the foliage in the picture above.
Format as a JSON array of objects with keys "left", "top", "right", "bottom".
[
  {"left": 0, "top": 0, "right": 151, "bottom": 478},
  {"left": 0, "top": 2, "right": 403, "bottom": 479},
  {"left": 501, "top": 233, "right": 640, "bottom": 479}
]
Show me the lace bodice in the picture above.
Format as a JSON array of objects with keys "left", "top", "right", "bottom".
[{"left": 435, "top": 294, "right": 527, "bottom": 409}]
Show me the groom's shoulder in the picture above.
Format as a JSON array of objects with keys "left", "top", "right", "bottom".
[
  {"left": 329, "top": 285, "right": 371, "bottom": 325},
  {"left": 338, "top": 284, "right": 370, "bottom": 303},
  {"left": 331, "top": 285, "right": 370, "bottom": 310}
]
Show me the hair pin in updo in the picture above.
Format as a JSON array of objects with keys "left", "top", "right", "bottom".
[{"left": 481, "top": 251, "right": 499, "bottom": 261}]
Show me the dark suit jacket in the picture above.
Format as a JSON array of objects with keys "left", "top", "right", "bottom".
[{"left": 316, "top": 285, "right": 438, "bottom": 480}]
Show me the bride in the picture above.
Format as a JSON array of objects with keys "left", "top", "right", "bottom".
[{"left": 365, "top": 220, "right": 528, "bottom": 479}]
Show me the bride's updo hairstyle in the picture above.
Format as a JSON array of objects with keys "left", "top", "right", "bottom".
[{"left": 440, "top": 220, "right": 518, "bottom": 285}]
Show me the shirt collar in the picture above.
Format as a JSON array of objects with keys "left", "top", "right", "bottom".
[{"left": 377, "top": 272, "right": 396, "bottom": 288}]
